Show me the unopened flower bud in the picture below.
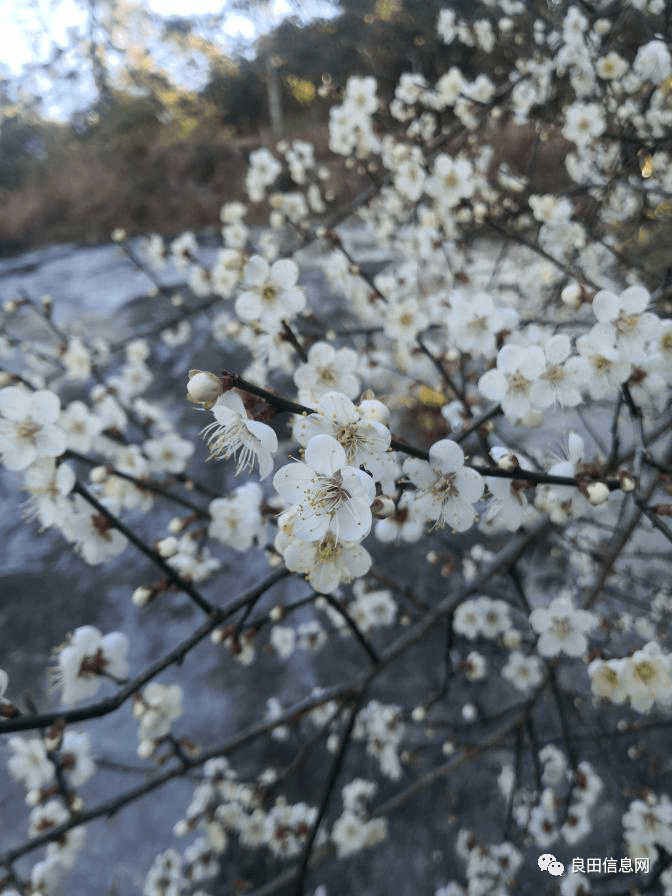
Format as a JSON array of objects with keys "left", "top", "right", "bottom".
[
  {"left": 371, "top": 496, "right": 395, "bottom": 518},
  {"left": 132, "top": 586, "right": 153, "bottom": 607},
  {"left": 186, "top": 370, "right": 224, "bottom": 407},
  {"left": 561, "top": 282, "right": 582, "bottom": 308},
  {"left": 462, "top": 703, "right": 477, "bottom": 722},
  {"left": 138, "top": 739, "right": 154, "bottom": 759},
  {"left": 156, "top": 536, "right": 179, "bottom": 558},
  {"left": 619, "top": 470, "right": 636, "bottom": 492},
  {"left": 358, "top": 398, "right": 390, "bottom": 424},
  {"left": 496, "top": 452, "right": 519, "bottom": 472},
  {"left": 411, "top": 706, "right": 426, "bottom": 722},
  {"left": 586, "top": 481, "right": 610, "bottom": 506},
  {"left": 90, "top": 466, "right": 108, "bottom": 484},
  {"left": 26, "top": 788, "right": 41, "bottom": 807}
]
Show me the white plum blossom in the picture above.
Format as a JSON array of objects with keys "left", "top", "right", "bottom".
[
  {"left": 274, "top": 434, "right": 376, "bottom": 542},
  {"left": 633, "top": 39, "right": 672, "bottom": 83},
  {"left": 170, "top": 231, "right": 197, "bottom": 268},
  {"left": 529, "top": 592, "right": 595, "bottom": 658},
  {"left": 344, "top": 75, "right": 379, "bottom": 116},
  {"left": 596, "top": 51, "right": 628, "bottom": 80},
  {"left": 143, "top": 433, "right": 194, "bottom": 474},
  {"left": 292, "top": 391, "right": 391, "bottom": 483},
  {"left": 482, "top": 447, "right": 537, "bottom": 532},
  {"left": 348, "top": 582, "right": 397, "bottom": 633},
  {"left": 234, "top": 255, "right": 305, "bottom": 327},
  {"left": 60, "top": 494, "right": 129, "bottom": 565},
  {"left": 21, "top": 458, "right": 75, "bottom": 528},
  {"left": 282, "top": 531, "right": 372, "bottom": 594},
  {"left": 576, "top": 326, "right": 631, "bottom": 400},
  {"left": 425, "top": 154, "right": 475, "bottom": 209},
  {"left": 59, "top": 730, "right": 96, "bottom": 787},
  {"left": 0, "top": 387, "right": 67, "bottom": 471},
  {"left": 588, "top": 657, "right": 629, "bottom": 705},
  {"left": 59, "top": 400, "right": 104, "bottom": 453},
  {"left": 437, "top": 8, "right": 457, "bottom": 43},
  {"left": 270, "top": 626, "right": 296, "bottom": 659},
  {"left": 448, "top": 291, "right": 519, "bottom": 359},
  {"left": 478, "top": 344, "right": 546, "bottom": 421},
  {"left": 502, "top": 652, "right": 544, "bottom": 692},
  {"left": 383, "top": 297, "right": 429, "bottom": 345},
  {"left": 529, "top": 334, "right": 589, "bottom": 409},
  {"left": 331, "top": 809, "right": 387, "bottom": 857},
  {"left": 453, "top": 596, "right": 512, "bottom": 640},
  {"left": 535, "top": 432, "right": 590, "bottom": 523},
  {"left": 246, "top": 147, "right": 282, "bottom": 202},
  {"left": 200, "top": 391, "right": 278, "bottom": 480},
  {"left": 562, "top": 101, "right": 606, "bottom": 145},
  {"left": 207, "top": 482, "right": 264, "bottom": 551},
  {"left": 591, "top": 285, "right": 657, "bottom": 361},
  {"left": 293, "top": 342, "right": 360, "bottom": 405},
  {"left": 403, "top": 439, "right": 484, "bottom": 532},
  {"left": 621, "top": 642, "right": 672, "bottom": 714},
  {"left": 167, "top": 532, "right": 221, "bottom": 583},
  {"left": 53, "top": 625, "right": 129, "bottom": 705},
  {"left": 134, "top": 683, "right": 184, "bottom": 756},
  {"left": 374, "top": 492, "right": 426, "bottom": 543},
  {"left": 8, "top": 736, "right": 55, "bottom": 790}
]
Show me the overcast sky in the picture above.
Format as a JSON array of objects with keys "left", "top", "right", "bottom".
[{"left": 0, "top": 0, "right": 294, "bottom": 77}]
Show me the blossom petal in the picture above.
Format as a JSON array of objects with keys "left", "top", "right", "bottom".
[
  {"left": 593, "top": 290, "right": 619, "bottom": 322},
  {"left": 332, "top": 496, "right": 372, "bottom": 541},
  {"left": 305, "top": 434, "right": 346, "bottom": 474},
  {"left": 270, "top": 258, "right": 299, "bottom": 288},
  {"left": 429, "top": 438, "right": 464, "bottom": 473},
  {"left": 273, "top": 462, "right": 316, "bottom": 502}
]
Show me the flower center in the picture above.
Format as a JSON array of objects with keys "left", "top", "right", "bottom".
[
  {"left": 509, "top": 371, "right": 530, "bottom": 393},
  {"left": 551, "top": 617, "right": 572, "bottom": 639},
  {"left": 603, "top": 666, "right": 619, "bottom": 687},
  {"left": 546, "top": 364, "right": 566, "bottom": 384},
  {"left": 434, "top": 472, "right": 458, "bottom": 498},
  {"left": 317, "top": 534, "right": 340, "bottom": 561},
  {"left": 17, "top": 419, "right": 41, "bottom": 440},
  {"left": 262, "top": 284, "right": 278, "bottom": 303},
  {"left": 618, "top": 314, "right": 638, "bottom": 333},
  {"left": 634, "top": 661, "right": 655, "bottom": 684},
  {"left": 311, "top": 471, "right": 351, "bottom": 515},
  {"left": 335, "top": 423, "right": 362, "bottom": 461}
]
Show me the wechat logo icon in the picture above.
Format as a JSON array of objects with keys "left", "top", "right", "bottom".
[{"left": 538, "top": 854, "right": 564, "bottom": 876}]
